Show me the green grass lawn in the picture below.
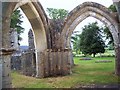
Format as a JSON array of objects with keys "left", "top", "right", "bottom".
[{"left": 11, "top": 56, "right": 120, "bottom": 88}]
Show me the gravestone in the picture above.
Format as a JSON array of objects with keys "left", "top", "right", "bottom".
[
  {"left": 95, "top": 60, "right": 112, "bottom": 63},
  {"left": 80, "top": 58, "right": 92, "bottom": 60}
]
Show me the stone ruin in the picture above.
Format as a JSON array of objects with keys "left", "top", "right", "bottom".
[
  {"left": 2, "top": 1, "right": 120, "bottom": 88},
  {"left": 10, "top": 19, "right": 74, "bottom": 77},
  {"left": 10, "top": 28, "right": 36, "bottom": 76}
]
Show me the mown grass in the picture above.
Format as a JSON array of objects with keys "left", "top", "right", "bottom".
[{"left": 11, "top": 56, "right": 120, "bottom": 88}]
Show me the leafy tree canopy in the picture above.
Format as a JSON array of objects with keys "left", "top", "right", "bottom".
[
  {"left": 71, "top": 31, "right": 81, "bottom": 54},
  {"left": 10, "top": 9, "right": 24, "bottom": 41},
  {"left": 47, "top": 8, "right": 68, "bottom": 20},
  {"left": 79, "top": 22, "right": 105, "bottom": 57},
  {"left": 108, "top": 4, "right": 117, "bottom": 12}
]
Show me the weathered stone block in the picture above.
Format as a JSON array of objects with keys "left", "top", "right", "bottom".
[
  {"left": 11, "top": 56, "right": 21, "bottom": 70},
  {"left": 21, "top": 52, "right": 35, "bottom": 76}
]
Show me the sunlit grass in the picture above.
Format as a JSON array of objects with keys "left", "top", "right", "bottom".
[
  {"left": 72, "top": 57, "right": 118, "bottom": 85},
  {"left": 11, "top": 56, "right": 120, "bottom": 88}
]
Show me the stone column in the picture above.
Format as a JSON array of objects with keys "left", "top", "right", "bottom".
[
  {"left": 2, "top": 55, "right": 12, "bottom": 88},
  {"left": 1, "top": 49, "right": 15, "bottom": 88},
  {"left": 35, "top": 51, "right": 44, "bottom": 78},
  {"left": 0, "top": 1, "right": 2, "bottom": 89},
  {"left": 113, "top": 0, "right": 120, "bottom": 28},
  {"left": 115, "top": 46, "right": 120, "bottom": 76},
  {"left": 2, "top": 2, "right": 17, "bottom": 88},
  {"left": 0, "top": 57, "right": 2, "bottom": 90},
  {"left": 35, "top": 51, "right": 39, "bottom": 78},
  {"left": 115, "top": 30, "right": 120, "bottom": 76},
  {"left": 113, "top": 0, "right": 120, "bottom": 76},
  {"left": 66, "top": 37, "right": 74, "bottom": 67}
]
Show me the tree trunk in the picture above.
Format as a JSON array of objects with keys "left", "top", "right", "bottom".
[
  {"left": 93, "top": 53, "right": 96, "bottom": 57},
  {"left": 99, "top": 53, "right": 102, "bottom": 57}
]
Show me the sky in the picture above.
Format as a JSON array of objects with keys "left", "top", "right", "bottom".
[{"left": 19, "top": 0, "right": 113, "bottom": 46}]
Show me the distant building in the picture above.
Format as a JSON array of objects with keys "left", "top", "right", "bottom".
[{"left": 10, "top": 28, "right": 36, "bottom": 76}]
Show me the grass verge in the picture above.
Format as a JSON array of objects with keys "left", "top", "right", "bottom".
[{"left": 11, "top": 56, "right": 120, "bottom": 88}]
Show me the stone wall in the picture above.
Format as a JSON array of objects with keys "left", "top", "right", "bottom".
[
  {"left": 11, "top": 56, "right": 21, "bottom": 70},
  {"left": 9, "top": 29, "right": 36, "bottom": 77},
  {"left": 2, "top": 1, "right": 120, "bottom": 88},
  {"left": 10, "top": 51, "right": 36, "bottom": 77},
  {"left": 21, "top": 52, "right": 36, "bottom": 76},
  {"left": 37, "top": 49, "right": 72, "bottom": 78},
  {"left": 49, "top": 19, "right": 64, "bottom": 49}
]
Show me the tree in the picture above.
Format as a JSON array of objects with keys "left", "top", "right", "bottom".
[
  {"left": 108, "top": 4, "right": 117, "bottom": 12},
  {"left": 103, "top": 26, "right": 113, "bottom": 44},
  {"left": 71, "top": 32, "right": 81, "bottom": 54},
  {"left": 47, "top": 8, "right": 68, "bottom": 20},
  {"left": 79, "top": 22, "right": 105, "bottom": 57},
  {"left": 10, "top": 9, "right": 24, "bottom": 41}
]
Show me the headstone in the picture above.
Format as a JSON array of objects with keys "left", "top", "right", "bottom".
[
  {"left": 80, "top": 58, "right": 92, "bottom": 60},
  {"left": 95, "top": 60, "right": 112, "bottom": 63}
]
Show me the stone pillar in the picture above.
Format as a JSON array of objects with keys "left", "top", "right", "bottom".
[
  {"left": 115, "top": 29, "right": 120, "bottom": 76},
  {"left": 2, "top": 55, "right": 12, "bottom": 88},
  {"left": 35, "top": 51, "right": 39, "bottom": 78},
  {"left": 115, "top": 46, "right": 120, "bottom": 76},
  {"left": 113, "top": 0, "right": 120, "bottom": 20},
  {"left": 113, "top": 0, "right": 120, "bottom": 76},
  {"left": 2, "top": 2, "right": 18, "bottom": 88},
  {"left": 0, "top": 57, "right": 2, "bottom": 89},
  {"left": 35, "top": 51, "right": 44, "bottom": 78},
  {"left": 0, "top": 1, "right": 2, "bottom": 89},
  {"left": 1, "top": 49, "right": 15, "bottom": 88},
  {"left": 66, "top": 37, "right": 74, "bottom": 67}
]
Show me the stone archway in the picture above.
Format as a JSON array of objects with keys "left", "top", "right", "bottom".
[
  {"left": 19, "top": 2, "right": 48, "bottom": 78},
  {"left": 58, "top": 2, "right": 120, "bottom": 76},
  {"left": 1, "top": 1, "right": 49, "bottom": 88},
  {"left": 1, "top": 1, "right": 120, "bottom": 89}
]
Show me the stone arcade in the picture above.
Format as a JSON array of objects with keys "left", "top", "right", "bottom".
[{"left": 1, "top": 0, "right": 120, "bottom": 88}]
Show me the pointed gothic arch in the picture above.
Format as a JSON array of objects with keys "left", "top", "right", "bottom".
[
  {"left": 60, "top": 2, "right": 119, "bottom": 48},
  {"left": 2, "top": 1, "right": 49, "bottom": 88},
  {"left": 58, "top": 2, "right": 120, "bottom": 76}
]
